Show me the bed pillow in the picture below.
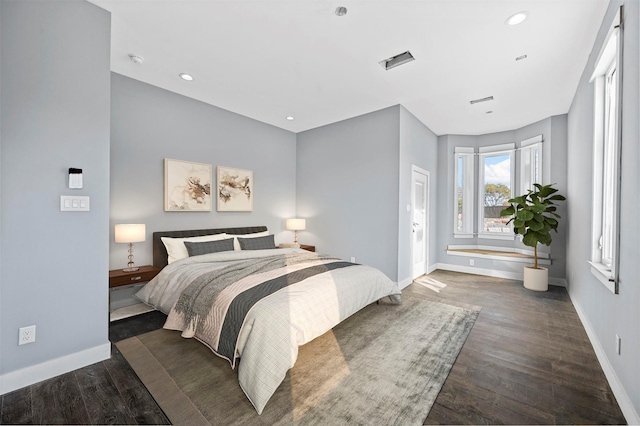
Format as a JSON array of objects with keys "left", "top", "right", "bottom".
[
  {"left": 232, "top": 230, "right": 270, "bottom": 250},
  {"left": 162, "top": 233, "right": 229, "bottom": 264},
  {"left": 184, "top": 238, "right": 235, "bottom": 257},
  {"left": 238, "top": 234, "right": 276, "bottom": 250}
]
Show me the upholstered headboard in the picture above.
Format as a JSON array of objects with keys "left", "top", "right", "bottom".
[{"left": 152, "top": 226, "right": 268, "bottom": 269}]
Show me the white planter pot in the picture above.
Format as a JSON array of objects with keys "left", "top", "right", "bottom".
[{"left": 523, "top": 266, "right": 548, "bottom": 291}]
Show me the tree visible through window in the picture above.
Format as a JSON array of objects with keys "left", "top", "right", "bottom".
[{"left": 479, "top": 150, "right": 514, "bottom": 235}]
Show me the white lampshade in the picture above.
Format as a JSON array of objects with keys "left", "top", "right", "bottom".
[
  {"left": 115, "top": 224, "right": 146, "bottom": 243},
  {"left": 286, "top": 218, "right": 306, "bottom": 231}
]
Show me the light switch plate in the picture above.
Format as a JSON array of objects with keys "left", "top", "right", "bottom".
[{"left": 60, "top": 195, "right": 90, "bottom": 211}]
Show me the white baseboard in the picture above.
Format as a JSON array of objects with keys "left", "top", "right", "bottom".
[
  {"left": 569, "top": 295, "right": 640, "bottom": 425},
  {"left": 397, "top": 277, "right": 413, "bottom": 290},
  {"left": 0, "top": 342, "right": 111, "bottom": 395},
  {"left": 432, "top": 263, "right": 566, "bottom": 287}
]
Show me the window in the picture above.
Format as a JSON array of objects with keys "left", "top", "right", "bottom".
[
  {"left": 519, "top": 135, "right": 543, "bottom": 195},
  {"left": 478, "top": 144, "right": 515, "bottom": 238},
  {"left": 589, "top": 6, "right": 622, "bottom": 294},
  {"left": 453, "top": 147, "right": 474, "bottom": 237}
]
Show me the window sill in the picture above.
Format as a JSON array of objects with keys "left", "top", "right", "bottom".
[
  {"left": 477, "top": 233, "right": 515, "bottom": 241},
  {"left": 453, "top": 233, "right": 474, "bottom": 239},
  {"left": 588, "top": 261, "right": 617, "bottom": 294}
]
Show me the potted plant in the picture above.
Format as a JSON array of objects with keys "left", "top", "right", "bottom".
[{"left": 500, "top": 183, "right": 566, "bottom": 291}]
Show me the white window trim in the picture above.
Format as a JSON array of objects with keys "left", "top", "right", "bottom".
[
  {"left": 453, "top": 147, "right": 475, "bottom": 238},
  {"left": 589, "top": 6, "right": 622, "bottom": 294},
  {"left": 477, "top": 143, "right": 515, "bottom": 240},
  {"left": 518, "top": 135, "right": 543, "bottom": 195}
]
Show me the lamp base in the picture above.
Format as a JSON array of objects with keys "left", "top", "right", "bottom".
[
  {"left": 279, "top": 242, "right": 300, "bottom": 248},
  {"left": 122, "top": 266, "right": 140, "bottom": 272}
]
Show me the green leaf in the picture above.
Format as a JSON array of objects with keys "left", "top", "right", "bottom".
[
  {"left": 529, "top": 221, "right": 544, "bottom": 231},
  {"left": 522, "top": 232, "right": 538, "bottom": 247},
  {"left": 500, "top": 205, "right": 515, "bottom": 216},
  {"left": 517, "top": 210, "right": 534, "bottom": 221},
  {"left": 533, "top": 214, "right": 544, "bottom": 222},
  {"left": 548, "top": 194, "right": 566, "bottom": 201},
  {"left": 531, "top": 202, "right": 546, "bottom": 213},
  {"left": 513, "top": 219, "right": 525, "bottom": 228},
  {"left": 545, "top": 217, "right": 558, "bottom": 227}
]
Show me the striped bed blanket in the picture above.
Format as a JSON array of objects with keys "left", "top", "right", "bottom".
[{"left": 136, "top": 248, "right": 402, "bottom": 414}]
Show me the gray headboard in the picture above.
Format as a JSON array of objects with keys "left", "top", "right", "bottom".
[{"left": 152, "top": 226, "right": 268, "bottom": 269}]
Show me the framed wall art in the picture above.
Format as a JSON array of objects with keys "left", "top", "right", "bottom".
[
  {"left": 217, "top": 166, "right": 253, "bottom": 212},
  {"left": 164, "top": 158, "right": 212, "bottom": 211}
]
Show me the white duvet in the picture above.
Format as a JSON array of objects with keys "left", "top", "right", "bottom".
[{"left": 135, "top": 248, "right": 401, "bottom": 414}]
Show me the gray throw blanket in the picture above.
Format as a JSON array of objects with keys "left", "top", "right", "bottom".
[{"left": 173, "top": 251, "right": 342, "bottom": 335}]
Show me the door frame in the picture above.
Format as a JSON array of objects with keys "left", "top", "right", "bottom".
[{"left": 411, "top": 165, "right": 430, "bottom": 279}]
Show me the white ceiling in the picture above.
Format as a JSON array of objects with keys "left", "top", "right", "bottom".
[{"left": 90, "top": 0, "right": 609, "bottom": 135}]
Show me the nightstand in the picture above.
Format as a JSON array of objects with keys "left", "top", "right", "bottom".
[
  {"left": 109, "top": 265, "right": 161, "bottom": 289},
  {"left": 300, "top": 244, "right": 316, "bottom": 252}
]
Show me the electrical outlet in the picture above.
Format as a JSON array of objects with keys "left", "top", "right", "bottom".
[
  {"left": 469, "top": 259, "right": 475, "bottom": 266},
  {"left": 616, "top": 334, "right": 621, "bottom": 355},
  {"left": 19, "top": 325, "right": 36, "bottom": 345},
  {"left": 350, "top": 257, "right": 356, "bottom": 263}
]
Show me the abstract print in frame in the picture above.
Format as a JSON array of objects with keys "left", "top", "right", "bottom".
[
  {"left": 164, "top": 158, "right": 212, "bottom": 211},
  {"left": 217, "top": 166, "right": 253, "bottom": 212}
]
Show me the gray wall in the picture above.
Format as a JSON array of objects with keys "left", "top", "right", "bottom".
[
  {"left": 398, "top": 106, "right": 439, "bottom": 283},
  {"left": 296, "top": 106, "right": 400, "bottom": 280},
  {"left": 566, "top": 0, "right": 639, "bottom": 417},
  {"left": 110, "top": 74, "right": 297, "bottom": 269},
  {"left": 1, "top": 0, "right": 111, "bottom": 377},
  {"left": 435, "top": 116, "right": 568, "bottom": 280}
]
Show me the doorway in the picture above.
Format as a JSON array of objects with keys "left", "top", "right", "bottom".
[{"left": 411, "top": 166, "right": 429, "bottom": 279}]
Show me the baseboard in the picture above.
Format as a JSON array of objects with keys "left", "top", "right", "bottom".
[
  {"left": 433, "top": 263, "right": 566, "bottom": 287},
  {"left": 569, "top": 295, "right": 640, "bottom": 425},
  {"left": 397, "top": 277, "right": 413, "bottom": 290},
  {"left": 0, "top": 342, "right": 111, "bottom": 395}
]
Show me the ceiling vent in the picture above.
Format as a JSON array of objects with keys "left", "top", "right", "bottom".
[
  {"left": 470, "top": 96, "right": 494, "bottom": 105},
  {"left": 379, "top": 51, "right": 415, "bottom": 70}
]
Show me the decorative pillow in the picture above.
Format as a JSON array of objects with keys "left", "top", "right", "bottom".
[
  {"left": 184, "top": 238, "right": 235, "bottom": 257},
  {"left": 232, "top": 230, "right": 270, "bottom": 251},
  {"left": 162, "top": 233, "right": 229, "bottom": 264},
  {"left": 238, "top": 234, "right": 276, "bottom": 250}
]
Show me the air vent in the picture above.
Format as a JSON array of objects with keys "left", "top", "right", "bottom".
[
  {"left": 379, "top": 51, "right": 415, "bottom": 70},
  {"left": 516, "top": 54, "right": 528, "bottom": 61},
  {"left": 470, "top": 96, "right": 494, "bottom": 105}
]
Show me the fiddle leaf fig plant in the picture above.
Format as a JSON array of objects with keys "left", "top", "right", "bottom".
[{"left": 500, "top": 183, "right": 566, "bottom": 269}]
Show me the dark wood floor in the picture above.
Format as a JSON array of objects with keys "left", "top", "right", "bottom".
[{"left": 0, "top": 271, "right": 627, "bottom": 425}]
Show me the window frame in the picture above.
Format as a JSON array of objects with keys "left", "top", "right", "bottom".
[
  {"left": 453, "top": 147, "right": 475, "bottom": 238},
  {"left": 477, "top": 143, "right": 516, "bottom": 240},
  {"left": 588, "top": 6, "right": 622, "bottom": 294}
]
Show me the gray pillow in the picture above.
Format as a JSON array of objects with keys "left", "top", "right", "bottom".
[
  {"left": 238, "top": 234, "right": 276, "bottom": 250},
  {"left": 184, "top": 238, "right": 235, "bottom": 256}
]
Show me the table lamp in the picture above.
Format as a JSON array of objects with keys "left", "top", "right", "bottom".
[
  {"left": 115, "top": 224, "right": 146, "bottom": 271},
  {"left": 284, "top": 218, "right": 306, "bottom": 248}
]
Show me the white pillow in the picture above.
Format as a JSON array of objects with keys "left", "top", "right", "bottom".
[
  {"left": 232, "top": 231, "right": 270, "bottom": 251},
  {"left": 162, "top": 233, "right": 229, "bottom": 264}
]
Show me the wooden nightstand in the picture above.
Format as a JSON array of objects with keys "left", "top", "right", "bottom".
[
  {"left": 300, "top": 244, "right": 316, "bottom": 252},
  {"left": 109, "top": 265, "right": 161, "bottom": 289}
]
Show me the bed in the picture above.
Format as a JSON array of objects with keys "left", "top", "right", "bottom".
[{"left": 136, "top": 226, "right": 402, "bottom": 414}]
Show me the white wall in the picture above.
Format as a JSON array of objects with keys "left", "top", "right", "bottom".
[
  {"left": 566, "top": 0, "right": 640, "bottom": 421},
  {"left": 0, "top": 0, "right": 111, "bottom": 392}
]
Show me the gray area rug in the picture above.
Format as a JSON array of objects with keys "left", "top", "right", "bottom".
[{"left": 117, "top": 295, "right": 479, "bottom": 426}]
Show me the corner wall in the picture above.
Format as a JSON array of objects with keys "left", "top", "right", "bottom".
[
  {"left": 296, "top": 106, "right": 401, "bottom": 280},
  {"left": 1, "top": 0, "right": 111, "bottom": 393}
]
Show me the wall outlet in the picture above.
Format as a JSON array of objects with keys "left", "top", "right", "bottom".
[
  {"left": 19, "top": 325, "right": 36, "bottom": 345},
  {"left": 350, "top": 257, "right": 356, "bottom": 263},
  {"left": 469, "top": 259, "right": 475, "bottom": 266},
  {"left": 616, "top": 334, "right": 621, "bottom": 355}
]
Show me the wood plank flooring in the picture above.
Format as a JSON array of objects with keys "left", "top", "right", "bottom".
[{"left": 0, "top": 271, "right": 627, "bottom": 425}]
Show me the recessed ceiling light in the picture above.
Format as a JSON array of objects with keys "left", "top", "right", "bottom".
[
  {"left": 179, "top": 73, "right": 194, "bottom": 81},
  {"left": 506, "top": 11, "right": 528, "bottom": 26},
  {"left": 335, "top": 6, "right": 347, "bottom": 16},
  {"left": 486, "top": 111, "right": 494, "bottom": 114},
  {"left": 286, "top": 116, "right": 294, "bottom": 121}
]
